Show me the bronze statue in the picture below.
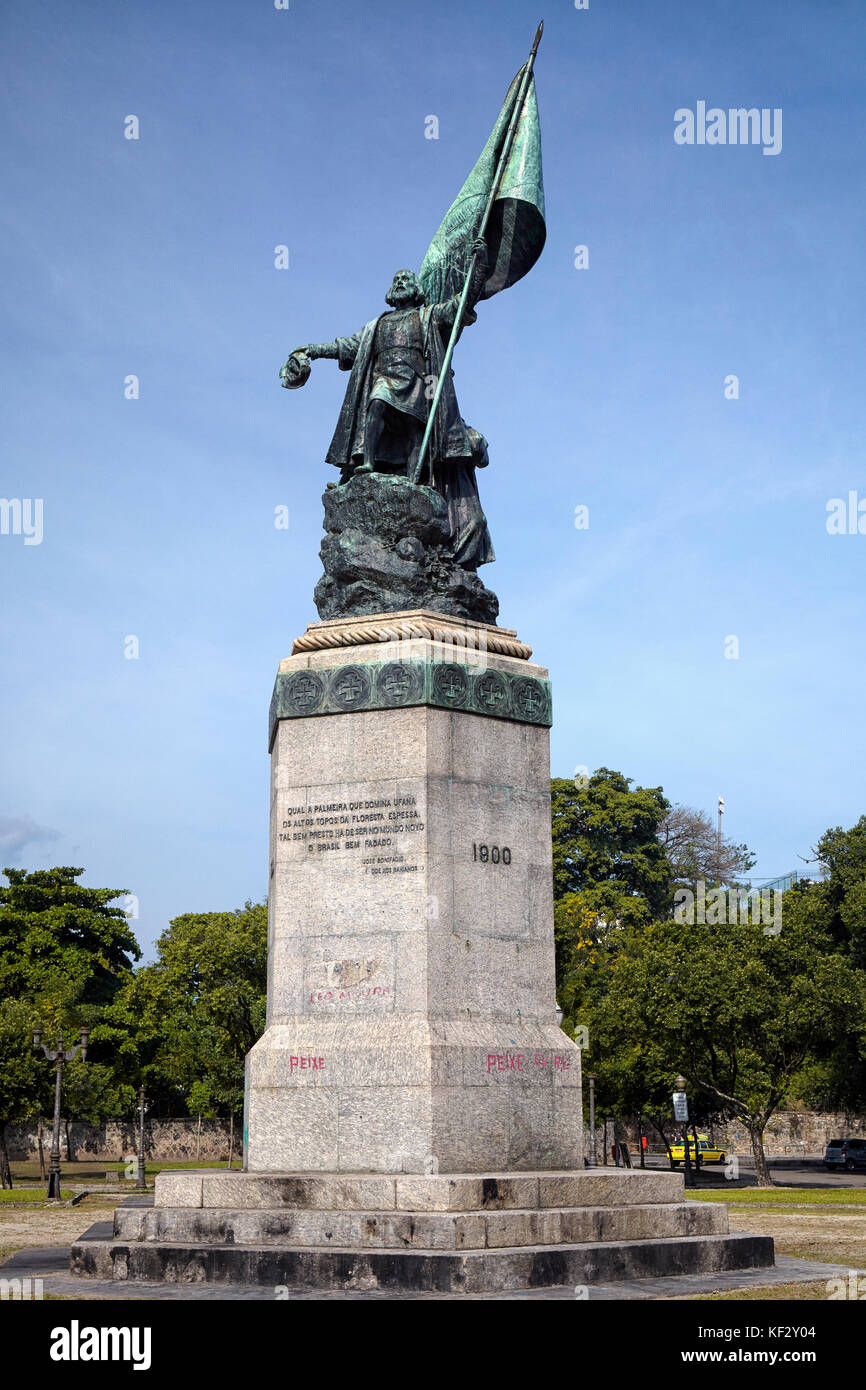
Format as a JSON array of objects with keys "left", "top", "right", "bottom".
[{"left": 281, "top": 24, "right": 545, "bottom": 622}]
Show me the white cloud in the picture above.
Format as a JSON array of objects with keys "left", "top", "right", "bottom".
[{"left": 0, "top": 815, "right": 60, "bottom": 864}]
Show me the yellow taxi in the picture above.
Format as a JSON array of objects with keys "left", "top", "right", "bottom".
[{"left": 669, "top": 1133, "right": 727, "bottom": 1165}]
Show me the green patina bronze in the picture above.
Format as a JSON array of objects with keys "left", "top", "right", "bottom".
[
  {"left": 279, "top": 25, "right": 545, "bottom": 624},
  {"left": 268, "top": 659, "right": 552, "bottom": 748}
]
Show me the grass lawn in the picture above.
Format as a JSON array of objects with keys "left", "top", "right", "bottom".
[
  {"left": 11, "top": 1158, "right": 242, "bottom": 1182},
  {"left": 690, "top": 1186, "right": 866, "bottom": 1206},
  {"left": 677, "top": 1184, "right": 866, "bottom": 1295},
  {"left": 0, "top": 1188, "right": 74, "bottom": 1204}
]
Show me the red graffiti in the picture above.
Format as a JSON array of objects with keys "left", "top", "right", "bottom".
[
  {"left": 289, "top": 1055, "right": 325, "bottom": 1073},
  {"left": 485, "top": 1052, "right": 573, "bottom": 1074},
  {"left": 487, "top": 1052, "right": 525, "bottom": 1073}
]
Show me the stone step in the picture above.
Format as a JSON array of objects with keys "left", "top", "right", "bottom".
[
  {"left": 114, "top": 1199, "right": 727, "bottom": 1250},
  {"left": 70, "top": 1232, "right": 774, "bottom": 1292},
  {"left": 153, "top": 1167, "right": 685, "bottom": 1213}
]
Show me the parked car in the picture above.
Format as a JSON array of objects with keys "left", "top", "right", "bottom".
[
  {"left": 824, "top": 1138, "right": 866, "bottom": 1171},
  {"left": 670, "top": 1135, "right": 727, "bottom": 1165}
]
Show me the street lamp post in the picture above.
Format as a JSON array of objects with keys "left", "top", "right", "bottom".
[
  {"left": 136, "top": 1085, "right": 148, "bottom": 1192},
  {"left": 32, "top": 1026, "right": 89, "bottom": 1200}
]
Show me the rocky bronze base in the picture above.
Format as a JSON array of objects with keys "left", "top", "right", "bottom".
[
  {"left": 314, "top": 473, "right": 499, "bottom": 625},
  {"left": 70, "top": 1169, "right": 774, "bottom": 1293}
]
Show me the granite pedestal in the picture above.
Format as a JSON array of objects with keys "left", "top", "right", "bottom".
[
  {"left": 249, "top": 610, "right": 580, "bottom": 1173},
  {"left": 71, "top": 611, "right": 774, "bottom": 1290}
]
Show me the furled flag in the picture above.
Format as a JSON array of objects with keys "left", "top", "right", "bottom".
[{"left": 418, "top": 65, "right": 546, "bottom": 306}]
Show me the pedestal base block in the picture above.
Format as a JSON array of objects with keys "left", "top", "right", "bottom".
[{"left": 70, "top": 1169, "right": 775, "bottom": 1292}]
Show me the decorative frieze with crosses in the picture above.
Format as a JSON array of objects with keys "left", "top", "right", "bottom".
[{"left": 269, "top": 660, "right": 551, "bottom": 747}]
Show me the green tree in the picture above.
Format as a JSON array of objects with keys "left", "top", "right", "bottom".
[
  {"left": 787, "top": 817, "right": 866, "bottom": 967},
  {"left": 0, "top": 867, "right": 139, "bottom": 1005},
  {"left": 0, "top": 999, "right": 48, "bottom": 1187},
  {"left": 579, "top": 916, "right": 862, "bottom": 1185},
  {"left": 551, "top": 769, "right": 671, "bottom": 992},
  {"left": 0, "top": 867, "right": 140, "bottom": 1183},
  {"left": 103, "top": 903, "right": 267, "bottom": 1156},
  {"left": 782, "top": 818, "right": 866, "bottom": 1108}
]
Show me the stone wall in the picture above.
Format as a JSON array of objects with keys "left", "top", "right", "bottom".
[
  {"left": 5, "top": 1118, "right": 236, "bottom": 1162},
  {"left": 7, "top": 1109, "right": 866, "bottom": 1163},
  {"left": 588, "top": 1111, "right": 866, "bottom": 1158}
]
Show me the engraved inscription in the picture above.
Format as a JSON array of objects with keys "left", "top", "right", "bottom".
[
  {"left": 278, "top": 793, "right": 424, "bottom": 855},
  {"left": 306, "top": 955, "right": 395, "bottom": 1012},
  {"left": 472, "top": 843, "right": 512, "bottom": 864}
]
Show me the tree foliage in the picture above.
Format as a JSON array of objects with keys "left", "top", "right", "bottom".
[
  {"left": 552, "top": 769, "right": 671, "bottom": 993},
  {"left": 102, "top": 903, "right": 267, "bottom": 1122},
  {"left": 657, "top": 804, "right": 756, "bottom": 889},
  {"left": 0, "top": 866, "right": 139, "bottom": 1005},
  {"left": 572, "top": 915, "right": 862, "bottom": 1184}
]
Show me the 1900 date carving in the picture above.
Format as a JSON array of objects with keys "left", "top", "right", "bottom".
[{"left": 472, "top": 843, "right": 511, "bottom": 864}]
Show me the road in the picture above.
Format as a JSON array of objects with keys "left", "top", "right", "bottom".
[{"left": 624, "top": 1154, "right": 866, "bottom": 1189}]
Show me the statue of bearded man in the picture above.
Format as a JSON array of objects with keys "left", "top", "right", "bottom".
[{"left": 282, "top": 237, "right": 494, "bottom": 570}]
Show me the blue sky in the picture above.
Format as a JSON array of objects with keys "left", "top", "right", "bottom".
[{"left": 2, "top": 0, "right": 864, "bottom": 959}]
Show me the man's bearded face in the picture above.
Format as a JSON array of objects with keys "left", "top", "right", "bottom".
[{"left": 385, "top": 270, "right": 425, "bottom": 308}]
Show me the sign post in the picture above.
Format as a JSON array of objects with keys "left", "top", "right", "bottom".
[{"left": 673, "top": 1076, "right": 694, "bottom": 1188}]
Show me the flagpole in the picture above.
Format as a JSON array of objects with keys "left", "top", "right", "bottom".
[{"left": 409, "top": 20, "right": 544, "bottom": 487}]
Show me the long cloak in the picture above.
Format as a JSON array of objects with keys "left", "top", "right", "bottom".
[{"left": 324, "top": 295, "right": 476, "bottom": 471}]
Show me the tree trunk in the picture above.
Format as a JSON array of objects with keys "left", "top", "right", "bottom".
[
  {"left": 64, "top": 1117, "right": 76, "bottom": 1162},
  {"left": 637, "top": 1115, "right": 645, "bottom": 1169},
  {"left": 649, "top": 1117, "right": 675, "bottom": 1169},
  {"left": 227, "top": 1112, "right": 234, "bottom": 1169},
  {"left": 746, "top": 1122, "right": 774, "bottom": 1187},
  {"left": 196, "top": 1113, "right": 202, "bottom": 1161},
  {"left": 0, "top": 1124, "right": 13, "bottom": 1189},
  {"left": 37, "top": 1116, "right": 46, "bottom": 1179}
]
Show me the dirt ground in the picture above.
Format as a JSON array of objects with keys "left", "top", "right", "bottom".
[
  {"left": 0, "top": 1195, "right": 118, "bottom": 1261},
  {"left": 728, "top": 1204, "right": 866, "bottom": 1269}
]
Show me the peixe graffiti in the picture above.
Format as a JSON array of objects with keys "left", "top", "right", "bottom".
[{"left": 487, "top": 1052, "right": 572, "bottom": 1073}]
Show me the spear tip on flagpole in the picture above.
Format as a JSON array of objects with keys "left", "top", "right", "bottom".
[{"left": 531, "top": 20, "right": 544, "bottom": 55}]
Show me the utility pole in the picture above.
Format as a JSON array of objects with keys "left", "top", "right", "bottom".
[{"left": 717, "top": 795, "right": 725, "bottom": 883}]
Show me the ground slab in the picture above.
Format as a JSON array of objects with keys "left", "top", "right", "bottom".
[{"left": 1, "top": 1245, "right": 847, "bottom": 1301}]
